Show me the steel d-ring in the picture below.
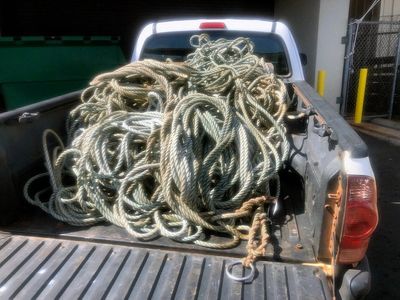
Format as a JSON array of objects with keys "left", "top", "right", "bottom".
[{"left": 225, "top": 261, "right": 255, "bottom": 282}]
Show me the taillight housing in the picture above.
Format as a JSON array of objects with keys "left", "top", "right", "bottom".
[
  {"left": 338, "top": 175, "right": 378, "bottom": 264},
  {"left": 199, "top": 22, "right": 226, "bottom": 29}
]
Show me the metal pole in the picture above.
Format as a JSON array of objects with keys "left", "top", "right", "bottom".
[
  {"left": 340, "top": 23, "right": 354, "bottom": 117},
  {"left": 355, "top": 68, "right": 369, "bottom": 124},
  {"left": 317, "top": 70, "right": 326, "bottom": 97},
  {"left": 389, "top": 32, "right": 400, "bottom": 119}
]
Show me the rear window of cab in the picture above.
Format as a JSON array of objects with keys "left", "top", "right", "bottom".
[{"left": 140, "top": 31, "right": 290, "bottom": 76}]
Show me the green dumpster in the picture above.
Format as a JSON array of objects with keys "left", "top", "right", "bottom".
[{"left": 0, "top": 36, "right": 126, "bottom": 111}]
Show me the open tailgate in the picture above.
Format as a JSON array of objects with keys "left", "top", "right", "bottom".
[{"left": 0, "top": 234, "right": 331, "bottom": 299}]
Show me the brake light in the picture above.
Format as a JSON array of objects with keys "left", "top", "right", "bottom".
[
  {"left": 338, "top": 175, "right": 378, "bottom": 264},
  {"left": 199, "top": 22, "right": 226, "bottom": 29}
]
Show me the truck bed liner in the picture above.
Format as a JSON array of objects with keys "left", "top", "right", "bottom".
[
  {"left": 3, "top": 179, "right": 316, "bottom": 263},
  {"left": 0, "top": 234, "right": 331, "bottom": 300}
]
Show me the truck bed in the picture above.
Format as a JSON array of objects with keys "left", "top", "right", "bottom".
[
  {"left": 0, "top": 233, "right": 331, "bottom": 299},
  {"left": 1, "top": 176, "right": 314, "bottom": 263},
  {"left": 0, "top": 164, "right": 328, "bottom": 299},
  {"left": 0, "top": 89, "right": 343, "bottom": 299}
]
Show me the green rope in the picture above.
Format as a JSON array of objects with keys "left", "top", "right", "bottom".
[{"left": 24, "top": 35, "right": 289, "bottom": 250}]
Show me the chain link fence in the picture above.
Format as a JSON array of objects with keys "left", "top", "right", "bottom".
[{"left": 341, "top": 21, "right": 400, "bottom": 119}]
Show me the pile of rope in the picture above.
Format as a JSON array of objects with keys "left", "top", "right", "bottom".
[{"left": 24, "top": 35, "right": 289, "bottom": 267}]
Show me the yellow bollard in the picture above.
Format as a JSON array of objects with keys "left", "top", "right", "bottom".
[
  {"left": 317, "top": 70, "right": 326, "bottom": 97},
  {"left": 354, "top": 68, "right": 368, "bottom": 124}
]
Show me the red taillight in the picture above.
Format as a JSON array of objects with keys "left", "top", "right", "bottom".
[
  {"left": 199, "top": 22, "right": 226, "bottom": 29},
  {"left": 338, "top": 176, "right": 378, "bottom": 264}
]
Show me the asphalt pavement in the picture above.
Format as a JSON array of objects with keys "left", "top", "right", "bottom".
[{"left": 358, "top": 132, "right": 400, "bottom": 299}]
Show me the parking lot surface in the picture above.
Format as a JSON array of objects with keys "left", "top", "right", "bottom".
[{"left": 360, "top": 133, "right": 400, "bottom": 299}]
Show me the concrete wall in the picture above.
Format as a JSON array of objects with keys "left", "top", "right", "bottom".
[
  {"left": 274, "top": 0, "right": 320, "bottom": 85},
  {"left": 275, "top": 0, "right": 350, "bottom": 110},
  {"left": 314, "top": 0, "right": 350, "bottom": 110}
]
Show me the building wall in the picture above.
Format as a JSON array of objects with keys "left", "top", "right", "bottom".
[
  {"left": 274, "top": 0, "right": 320, "bottom": 85},
  {"left": 349, "top": 0, "right": 381, "bottom": 21},
  {"left": 275, "top": 0, "right": 350, "bottom": 110},
  {"left": 349, "top": 0, "right": 400, "bottom": 22},
  {"left": 0, "top": 0, "right": 275, "bottom": 57},
  {"left": 380, "top": 0, "right": 400, "bottom": 21},
  {"left": 314, "top": 0, "right": 350, "bottom": 110}
]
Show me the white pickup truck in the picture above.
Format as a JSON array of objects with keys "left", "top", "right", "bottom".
[{"left": 0, "top": 19, "right": 378, "bottom": 299}]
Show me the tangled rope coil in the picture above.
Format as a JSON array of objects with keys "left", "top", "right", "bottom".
[{"left": 24, "top": 35, "right": 289, "bottom": 266}]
